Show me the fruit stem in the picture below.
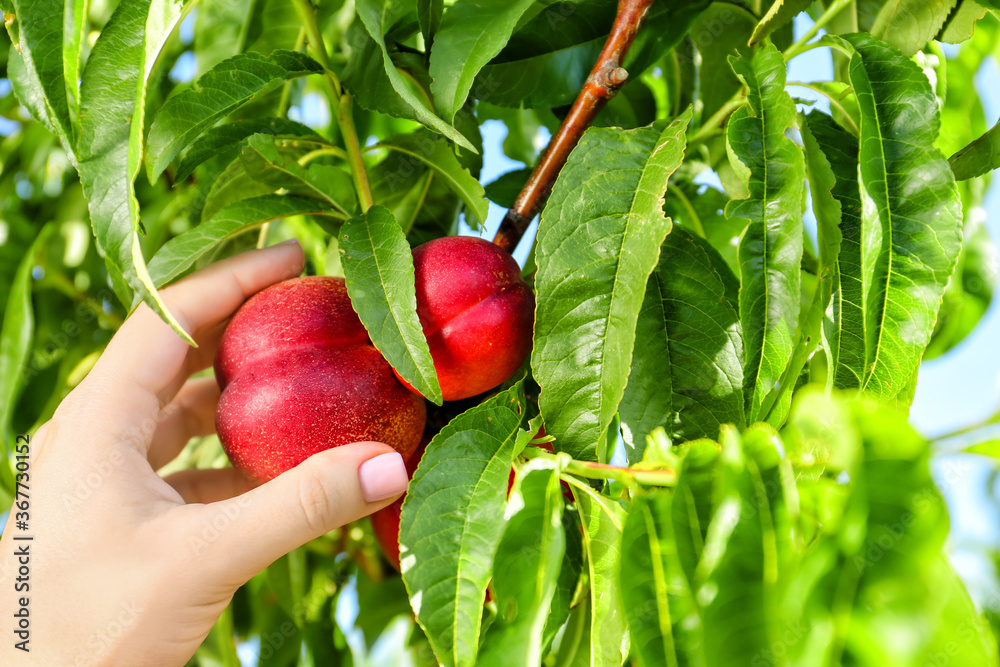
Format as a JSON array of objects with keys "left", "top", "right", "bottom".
[
  {"left": 291, "top": 0, "right": 375, "bottom": 213},
  {"left": 492, "top": 0, "right": 655, "bottom": 254},
  {"left": 521, "top": 446, "right": 677, "bottom": 487}
]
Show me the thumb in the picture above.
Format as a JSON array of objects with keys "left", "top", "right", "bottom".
[{"left": 196, "top": 442, "right": 409, "bottom": 585}]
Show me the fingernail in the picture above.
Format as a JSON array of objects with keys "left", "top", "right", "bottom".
[
  {"left": 275, "top": 238, "right": 300, "bottom": 247},
  {"left": 359, "top": 452, "right": 408, "bottom": 503}
]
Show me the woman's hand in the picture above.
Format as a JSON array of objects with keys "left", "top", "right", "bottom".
[{"left": 0, "top": 242, "right": 409, "bottom": 666}]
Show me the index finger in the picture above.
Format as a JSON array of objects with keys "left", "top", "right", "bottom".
[{"left": 84, "top": 241, "right": 304, "bottom": 415}]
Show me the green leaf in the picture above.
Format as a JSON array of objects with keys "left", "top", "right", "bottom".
[
  {"left": 866, "top": 0, "right": 959, "bottom": 56},
  {"left": 841, "top": 398, "right": 999, "bottom": 665},
  {"left": 839, "top": 33, "right": 963, "bottom": 399},
  {"left": 939, "top": 0, "right": 989, "bottom": 44},
  {"left": 699, "top": 424, "right": 792, "bottom": 667},
  {"left": 201, "top": 151, "right": 278, "bottom": 222},
  {"left": 533, "top": 109, "right": 692, "bottom": 461},
  {"left": 193, "top": 0, "right": 263, "bottom": 72},
  {"left": 6, "top": 0, "right": 75, "bottom": 148},
  {"left": 347, "top": 0, "right": 475, "bottom": 152},
  {"left": 800, "top": 111, "right": 858, "bottom": 391},
  {"left": 926, "top": 211, "right": 997, "bottom": 359},
  {"left": 417, "top": 0, "right": 443, "bottom": 46},
  {"left": 6, "top": 45, "right": 55, "bottom": 135},
  {"left": 964, "top": 438, "right": 1000, "bottom": 458},
  {"left": 694, "top": 3, "right": 757, "bottom": 123},
  {"left": 670, "top": 439, "right": 720, "bottom": 597},
  {"left": 429, "top": 0, "right": 536, "bottom": 123},
  {"left": 950, "top": 117, "right": 1000, "bottom": 180},
  {"left": 474, "top": 0, "right": 711, "bottom": 110},
  {"left": 574, "top": 486, "right": 629, "bottom": 667},
  {"left": 478, "top": 458, "right": 567, "bottom": 667},
  {"left": 377, "top": 131, "right": 489, "bottom": 225},
  {"left": 339, "top": 205, "right": 443, "bottom": 405},
  {"left": 749, "top": 0, "right": 813, "bottom": 46},
  {"left": 77, "top": 0, "right": 194, "bottom": 343},
  {"left": 145, "top": 50, "right": 323, "bottom": 180},
  {"left": 145, "top": 195, "right": 331, "bottom": 288},
  {"left": 484, "top": 168, "right": 532, "bottom": 208},
  {"left": 400, "top": 382, "right": 527, "bottom": 667},
  {"left": 241, "top": 134, "right": 356, "bottom": 214},
  {"left": 0, "top": 236, "right": 38, "bottom": 444},
  {"left": 620, "top": 227, "right": 744, "bottom": 462},
  {"left": 174, "top": 118, "right": 322, "bottom": 182},
  {"left": 544, "top": 508, "right": 585, "bottom": 652},
  {"left": 619, "top": 490, "right": 687, "bottom": 667},
  {"left": 725, "top": 45, "right": 805, "bottom": 422}
]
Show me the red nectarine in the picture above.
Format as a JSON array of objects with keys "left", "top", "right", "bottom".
[
  {"left": 215, "top": 276, "right": 426, "bottom": 483},
  {"left": 400, "top": 236, "right": 534, "bottom": 401}
]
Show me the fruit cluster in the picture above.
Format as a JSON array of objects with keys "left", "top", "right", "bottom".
[{"left": 214, "top": 236, "right": 535, "bottom": 565}]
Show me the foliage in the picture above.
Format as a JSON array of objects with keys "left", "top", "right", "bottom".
[{"left": 4, "top": 0, "right": 1000, "bottom": 664}]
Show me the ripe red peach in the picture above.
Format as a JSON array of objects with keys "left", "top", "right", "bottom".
[
  {"left": 400, "top": 236, "right": 535, "bottom": 401},
  {"left": 215, "top": 276, "right": 426, "bottom": 483}
]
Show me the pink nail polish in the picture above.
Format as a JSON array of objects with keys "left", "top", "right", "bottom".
[
  {"left": 275, "top": 238, "right": 301, "bottom": 247},
  {"left": 359, "top": 452, "right": 408, "bottom": 503}
]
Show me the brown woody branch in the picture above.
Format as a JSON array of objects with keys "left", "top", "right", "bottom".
[{"left": 492, "top": 0, "right": 656, "bottom": 254}]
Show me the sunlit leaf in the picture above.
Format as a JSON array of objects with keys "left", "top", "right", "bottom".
[{"left": 533, "top": 109, "right": 692, "bottom": 461}]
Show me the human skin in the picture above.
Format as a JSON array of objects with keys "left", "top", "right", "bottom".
[{"left": 0, "top": 242, "right": 408, "bottom": 666}]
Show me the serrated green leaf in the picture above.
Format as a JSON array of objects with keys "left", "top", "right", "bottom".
[
  {"left": 839, "top": 33, "right": 963, "bottom": 399},
  {"left": 927, "top": 210, "right": 998, "bottom": 359},
  {"left": 6, "top": 0, "right": 75, "bottom": 149},
  {"left": 77, "top": 0, "right": 193, "bottom": 343},
  {"left": 429, "top": 0, "right": 535, "bottom": 124},
  {"left": 146, "top": 50, "right": 323, "bottom": 180},
  {"left": 346, "top": 0, "right": 475, "bottom": 151},
  {"left": 377, "top": 131, "right": 488, "bottom": 224},
  {"left": 866, "top": 0, "right": 958, "bottom": 56},
  {"left": 749, "top": 0, "right": 813, "bottom": 46},
  {"left": 241, "top": 134, "right": 356, "bottom": 214},
  {"left": 0, "top": 235, "right": 38, "bottom": 445},
  {"left": 620, "top": 227, "right": 744, "bottom": 462},
  {"left": 478, "top": 458, "right": 566, "bottom": 667},
  {"left": 145, "top": 195, "right": 331, "bottom": 288},
  {"left": 174, "top": 118, "right": 322, "bottom": 182},
  {"left": 400, "top": 382, "right": 527, "bottom": 667},
  {"left": 533, "top": 109, "right": 692, "bottom": 462},
  {"left": 573, "top": 486, "right": 628, "bottom": 667},
  {"left": 725, "top": 45, "right": 804, "bottom": 422},
  {"left": 6, "top": 46, "right": 55, "bottom": 134},
  {"left": 939, "top": 0, "right": 989, "bottom": 44},
  {"left": 339, "top": 205, "right": 443, "bottom": 405},
  {"left": 950, "top": 118, "right": 1000, "bottom": 180}
]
